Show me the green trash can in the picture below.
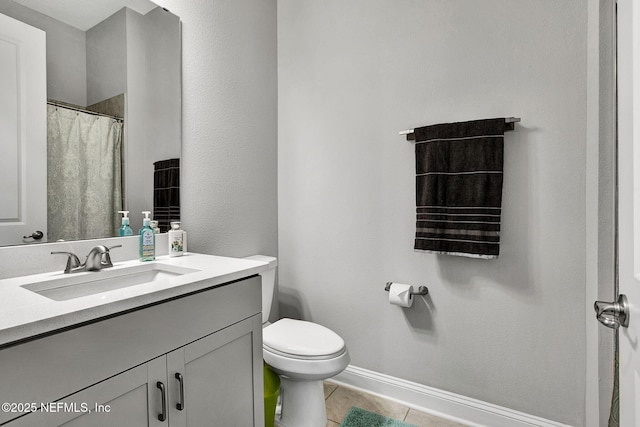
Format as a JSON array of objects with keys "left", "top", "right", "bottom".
[{"left": 264, "top": 364, "right": 280, "bottom": 427}]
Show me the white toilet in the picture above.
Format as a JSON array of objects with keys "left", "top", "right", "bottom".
[{"left": 245, "top": 255, "right": 350, "bottom": 427}]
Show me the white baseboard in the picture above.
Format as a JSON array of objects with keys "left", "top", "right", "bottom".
[{"left": 330, "top": 365, "right": 572, "bottom": 427}]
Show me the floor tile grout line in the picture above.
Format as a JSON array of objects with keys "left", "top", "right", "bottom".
[
  {"left": 401, "top": 406, "right": 410, "bottom": 422},
  {"left": 326, "top": 384, "right": 341, "bottom": 423},
  {"left": 325, "top": 384, "right": 339, "bottom": 401}
]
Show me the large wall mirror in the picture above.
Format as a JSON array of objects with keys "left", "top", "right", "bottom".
[{"left": 0, "top": 0, "right": 181, "bottom": 247}]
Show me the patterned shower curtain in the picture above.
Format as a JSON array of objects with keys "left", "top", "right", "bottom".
[{"left": 47, "top": 105, "right": 123, "bottom": 242}]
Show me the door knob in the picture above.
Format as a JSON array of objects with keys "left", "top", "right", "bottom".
[
  {"left": 594, "top": 294, "right": 629, "bottom": 329},
  {"left": 23, "top": 230, "right": 44, "bottom": 240}
]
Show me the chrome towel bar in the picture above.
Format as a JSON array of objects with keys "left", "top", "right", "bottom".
[{"left": 399, "top": 117, "right": 521, "bottom": 141}]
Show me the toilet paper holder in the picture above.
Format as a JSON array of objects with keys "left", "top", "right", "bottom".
[{"left": 384, "top": 282, "right": 429, "bottom": 296}]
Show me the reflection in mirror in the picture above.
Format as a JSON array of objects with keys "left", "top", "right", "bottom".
[
  {"left": 47, "top": 101, "right": 124, "bottom": 241},
  {"left": 0, "top": 0, "right": 181, "bottom": 246}
]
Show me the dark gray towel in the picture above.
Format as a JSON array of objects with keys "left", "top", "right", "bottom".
[
  {"left": 413, "top": 118, "right": 505, "bottom": 258},
  {"left": 153, "top": 158, "right": 180, "bottom": 232}
]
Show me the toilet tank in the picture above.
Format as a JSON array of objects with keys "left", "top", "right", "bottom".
[{"left": 243, "top": 255, "right": 277, "bottom": 324}]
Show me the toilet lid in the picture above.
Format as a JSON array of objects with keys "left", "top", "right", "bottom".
[{"left": 263, "top": 318, "right": 345, "bottom": 358}]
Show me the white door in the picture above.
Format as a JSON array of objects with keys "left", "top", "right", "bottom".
[
  {"left": 0, "top": 13, "right": 47, "bottom": 245},
  {"left": 596, "top": 0, "right": 640, "bottom": 424}
]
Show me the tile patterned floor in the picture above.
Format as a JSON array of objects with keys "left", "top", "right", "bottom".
[{"left": 323, "top": 381, "right": 471, "bottom": 427}]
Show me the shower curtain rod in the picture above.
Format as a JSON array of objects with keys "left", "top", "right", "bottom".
[{"left": 47, "top": 100, "right": 124, "bottom": 122}]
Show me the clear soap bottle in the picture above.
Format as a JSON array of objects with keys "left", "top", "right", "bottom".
[{"left": 139, "top": 211, "right": 155, "bottom": 261}]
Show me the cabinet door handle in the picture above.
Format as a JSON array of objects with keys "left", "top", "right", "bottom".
[
  {"left": 156, "top": 381, "right": 167, "bottom": 421},
  {"left": 175, "top": 372, "right": 185, "bottom": 411}
]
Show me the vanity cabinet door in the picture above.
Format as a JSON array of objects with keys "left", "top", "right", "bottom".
[
  {"left": 7, "top": 358, "right": 165, "bottom": 427},
  {"left": 167, "top": 314, "right": 264, "bottom": 427}
]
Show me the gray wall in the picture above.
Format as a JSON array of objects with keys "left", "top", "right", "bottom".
[
  {"left": 144, "top": 7, "right": 181, "bottom": 163},
  {"left": 124, "top": 7, "right": 149, "bottom": 232},
  {"left": 156, "top": 0, "right": 278, "bottom": 259},
  {"left": 277, "top": 1, "right": 587, "bottom": 425},
  {"left": 86, "top": 8, "right": 126, "bottom": 106}
]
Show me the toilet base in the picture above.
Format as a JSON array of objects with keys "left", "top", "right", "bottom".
[{"left": 274, "top": 376, "right": 327, "bottom": 427}]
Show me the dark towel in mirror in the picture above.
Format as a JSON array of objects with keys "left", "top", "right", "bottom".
[
  {"left": 413, "top": 118, "right": 506, "bottom": 259},
  {"left": 153, "top": 158, "right": 180, "bottom": 233}
]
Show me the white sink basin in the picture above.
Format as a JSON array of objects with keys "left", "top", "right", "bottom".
[{"left": 21, "top": 263, "right": 201, "bottom": 301}]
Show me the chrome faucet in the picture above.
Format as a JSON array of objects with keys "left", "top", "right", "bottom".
[
  {"left": 51, "top": 245, "right": 122, "bottom": 274},
  {"left": 85, "top": 245, "right": 112, "bottom": 271}
]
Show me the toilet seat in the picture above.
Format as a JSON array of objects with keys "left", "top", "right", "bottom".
[
  {"left": 263, "top": 318, "right": 350, "bottom": 381},
  {"left": 263, "top": 318, "right": 345, "bottom": 360}
]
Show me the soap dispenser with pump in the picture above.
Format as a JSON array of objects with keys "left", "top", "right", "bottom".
[
  {"left": 139, "top": 211, "right": 155, "bottom": 261},
  {"left": 168, "top": 221, "right": 185, "bottom": 257},
  {"left": 118, "top": 211, "right": 133, "bottom": 236}
]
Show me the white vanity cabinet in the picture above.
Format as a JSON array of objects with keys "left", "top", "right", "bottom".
[{"left": 0, "top": 275, "right": 263, "bottom": 426}]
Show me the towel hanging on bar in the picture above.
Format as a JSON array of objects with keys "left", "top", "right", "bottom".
[{"left": 413, "top": 118, "right": 507, "bottom": 259}]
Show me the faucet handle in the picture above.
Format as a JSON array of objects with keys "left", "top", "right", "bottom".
[
  {"left": 102, "top": 245, "right": 122, "bottom": 268},
  {"left": 51, "top": 251, "right": 82, "bottom": 274}
]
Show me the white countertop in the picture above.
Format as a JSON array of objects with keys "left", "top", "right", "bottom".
[{"left": 0, "top": 253, "right": 269, "bottom": 348}]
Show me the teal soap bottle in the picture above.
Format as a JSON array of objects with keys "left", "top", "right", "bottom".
[
  {"left": 139, "top": 211, "right": 155, "bottom": 261},
  {"left": 118, "top": 210, "right": 133, "bottom": 236}
]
